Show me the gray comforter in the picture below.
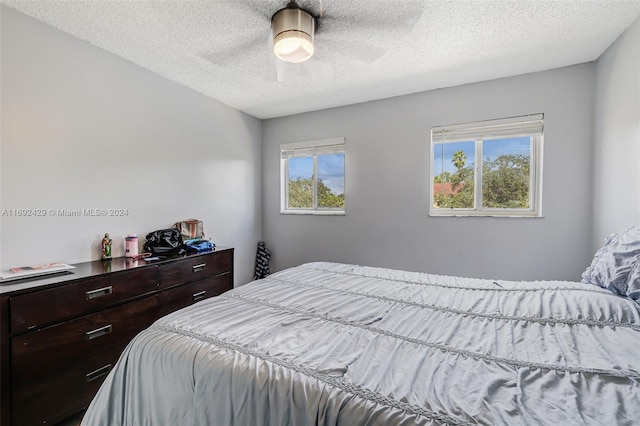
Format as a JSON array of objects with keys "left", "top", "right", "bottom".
[{"left": 82, "top": 262, "right": 640, "bottom": 425}]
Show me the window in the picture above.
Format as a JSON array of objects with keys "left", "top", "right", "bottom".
[
  {"left": 430, "top": 114, "right": 543, "bottom": 217},
  {"left": 281, "top": 137, "right": 345, "bottom": 215}
]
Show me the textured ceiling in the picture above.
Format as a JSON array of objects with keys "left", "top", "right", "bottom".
[{"left": 3, "top": 1, "right": 639, "bottom": 119}]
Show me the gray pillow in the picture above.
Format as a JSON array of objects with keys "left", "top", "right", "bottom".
[{"left": 581, "top": 225, "right": 640, "bottom": 297}]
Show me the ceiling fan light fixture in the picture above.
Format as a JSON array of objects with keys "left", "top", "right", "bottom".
[
  {"left": 274, "top": 31, "right": 314, "bottom": 63},
  {"left": 272, "top": 4, "right": 315, "bottom": 63}
]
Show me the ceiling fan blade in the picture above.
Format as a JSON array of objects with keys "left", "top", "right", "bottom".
[
  {"left": 302, "top": 57, "right": 336, "bottom": 81},
  {"left": 274, "top": 59, "right": 291, "bottom": 82},
  {"left": 273, "top": 58, "right": 335, "bottom": 83},
  {"left": 146, "top": 0, "right": 272, "bottom": 57},
  {"left": 299, "top": 0, "right": 427, "bottom": 68},
  {"left": 314, "top": 34, "right": 386, "bottom": 64},
  {"left": 264, "top": 30, "right": 285, "bottom": 82},
  {"left": 199, "top": 35, "right": 267, "bottom": 67},
  {"left": 315, "top": 0, "right": 426, "bottom": 32}
]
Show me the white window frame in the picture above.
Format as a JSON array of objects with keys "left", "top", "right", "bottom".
[
  {"left": 429, "top": 114, "right": 544, "bottom": 217},
  {"left": 280, "top": 137, "right": 346, "bottom": 215}
]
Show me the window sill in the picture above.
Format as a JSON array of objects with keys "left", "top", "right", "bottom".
[
  {"left": 281, "top": 210, "right": 345, "bottom": 216},
  {"left": 429, "top": 210, "right": 542, "bottom": 218}
]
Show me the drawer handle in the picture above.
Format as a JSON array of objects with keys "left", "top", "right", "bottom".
[
  {"left": 86, "top": 286, "right": 113, "bottom": 300},
  {"left": 192, "top": 263, "right": 206, "bottom": 272},
  {"left": 86, "top": 364, "right": 112, "bottom": 383},
  {"left": 192, "top": 290, "right": 206, "bottom": 301},
  {"left": 86, "top": 324, "right": 112, "bottom": 340}
]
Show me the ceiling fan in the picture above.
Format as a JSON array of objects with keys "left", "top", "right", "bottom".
[{"left": 197, "top": 0, "right": 426, "bottom": 82}]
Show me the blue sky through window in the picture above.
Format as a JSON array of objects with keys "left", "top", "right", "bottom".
[
  {"left": 434, "top": 137, "right": 530, "bottom": 176},
  {"left": 289, "top": 154, "right": 345, "bottom": 194},
  {"left": 288, "top": 156, "right": 313, "bottom": 180}
]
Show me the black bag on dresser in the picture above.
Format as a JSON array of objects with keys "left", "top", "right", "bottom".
[{"left": 143, "top": 229, "right": 186, "bottom": 256}]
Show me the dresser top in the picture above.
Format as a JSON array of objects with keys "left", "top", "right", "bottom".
[{"left": 0, "top": 247, "right": 233, "bottom": 296}]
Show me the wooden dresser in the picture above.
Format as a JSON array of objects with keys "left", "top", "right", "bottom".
[{"left": 0, "top": 247, "right": 234, "bottom": 426}]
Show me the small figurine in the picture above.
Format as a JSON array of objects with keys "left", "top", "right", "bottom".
[{"left": 101, "top": 233, "right": 112, "bottom": 260}]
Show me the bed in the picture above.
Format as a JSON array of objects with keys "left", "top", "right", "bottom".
[{"left": 81, "top": 254, "right": 640, "bottom": 426}]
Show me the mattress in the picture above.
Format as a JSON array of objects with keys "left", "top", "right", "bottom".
[{"left": 82, "top": 262, "right": 640, "bottom": 425}]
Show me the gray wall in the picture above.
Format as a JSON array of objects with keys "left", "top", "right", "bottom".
[
  {"left": 0, "top": 7, "right": 262, "bottom": 285},
  {"left": 263, "top": 65, "right": 596, "bottom": 281},
  {"left": 592, "top": 18, "right": 640, "bottom": 251},
  {"left": 3, "top": 7, "right": 635, "bottom": 286}
]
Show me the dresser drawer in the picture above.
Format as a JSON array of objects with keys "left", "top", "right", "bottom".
[
  {"left": 10, "top": 267, "right": 158, "bottom": 333},
  {"left": 158, "top": 273, "right": 232, "bottom": 317},
  {"left": 12, "top": 295, "right": 159, "bottom": 383},
  {"left": 157, "top": 250, "right": 232, "bottom": 289},
  {"left": 12, "top": 344, "right": 124, "bottom": 426}
]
